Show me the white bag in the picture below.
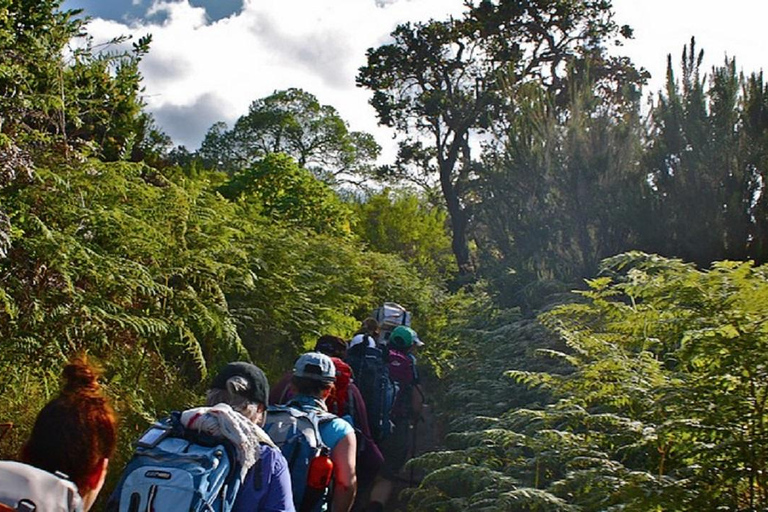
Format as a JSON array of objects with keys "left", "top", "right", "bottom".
[
  {"left": 373, "top": 302, "right": 412, "bottom": 337},
  {"left": 0, "top": 460, "right": 83, "bottom": 512}
]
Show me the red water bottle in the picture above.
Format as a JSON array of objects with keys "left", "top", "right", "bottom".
[{"left": 299, "top": 447, "right": 334, "bottom": 512}]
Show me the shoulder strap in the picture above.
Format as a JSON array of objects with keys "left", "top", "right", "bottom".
[
  {"left": 251, "top": 455, "right": 263, "bottom": 491},
  {"left": 282, "top": 401, "right": 336, "bottom": 447},
  {"left": 304, "top": 410, "right": 333, "bottom": 452}
]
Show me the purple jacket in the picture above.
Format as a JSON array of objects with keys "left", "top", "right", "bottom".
[{"left": 232, "top": 444, "right": 295, "bottom": 512}]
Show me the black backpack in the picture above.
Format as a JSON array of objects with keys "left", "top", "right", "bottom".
[{"left": 345, "top": 337, "right": 398, "bottom": 441}]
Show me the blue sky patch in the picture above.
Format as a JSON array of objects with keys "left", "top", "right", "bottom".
[{"left": 62, "top": 0, "right": 243, "bottom": 23}]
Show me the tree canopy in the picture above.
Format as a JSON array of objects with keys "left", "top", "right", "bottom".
[
  {"left": 198, "top": 88, "right": 380, "bottom": 184},
  {"left": 358, "top": 0, "right": 637, "bottom": 275},
  {"left": 2, "top": 2, "right": 768, "bottom": 512}
]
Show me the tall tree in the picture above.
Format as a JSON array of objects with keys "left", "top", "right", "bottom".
[
  {"left": 219, "top": 152, "right": 353, "bottom": 237},
  {"left": 642, "top": 39, "right": 768, "bottom": 265},
  {"left": 475, "top": 66, "right": 644, "bottom": 303},
  {"left": 357, "top": 0, "right": 629, "bottom": 275},
  {"left": 198, "top": 88, "right": 380, "bottom": 184},
  {"left": 743, "top": 72, "right": 768, "bottom": 259}
]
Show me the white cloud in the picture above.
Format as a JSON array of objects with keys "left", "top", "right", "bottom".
[
  {"left": 85, "top": 0, "right": 466, "bottom": 152},
  {"left": 83, "top": 0, "right": 767, "bottom": 156}
]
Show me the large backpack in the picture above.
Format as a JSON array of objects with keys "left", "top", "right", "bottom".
[
  {"left": 345, "top": 339, "right": 398, "bottom": 441},
  {"left": 263, "top": 404, "right": 336, "bottom": 511},
  {"left": 372, "top": 303, "right": 411, "bottom": 345},
  {"left": 388, "top": 349, "right": 417, "bottom": 420},
  {"left": 326, "top": 358, "right": 352, "bottom": 418},
  {"left": 0, "top": 461, "right": 83, "bottom": 512},
  {"left": 107, "top": 413, "right": 242, "bottom": 512}
]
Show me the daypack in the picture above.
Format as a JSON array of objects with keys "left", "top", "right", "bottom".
[
  {"left": 270, "top": 378, "right": 384, "bottom": 487},
  {"left": 107, "top": 413, "right": 242, "bottom": 512},
  {"left": 372, "top": 303, "right": 411, "bottom": 345},
  {"left": 263, "top": 404, "right": 336, "bottom": 512},
  {"left": 345, "top": 340, "right": 398, "bottom": 441},
  {"left": 388, "top": 349, "right": 417, "bottom": 420},
  {"left": 327, "top": 358, "right": 351, "bottom": 418},
  {"left": 0, "top": 461, "right": 83, "bottom": 512}
]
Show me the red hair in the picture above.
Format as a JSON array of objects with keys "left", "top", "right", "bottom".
[{"left": 21, "top": 356, "right": 117, "bottom": 493}]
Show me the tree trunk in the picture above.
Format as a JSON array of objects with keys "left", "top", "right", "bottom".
[{"left": 439, "top": 153, "right": 473, "bottom": 275}]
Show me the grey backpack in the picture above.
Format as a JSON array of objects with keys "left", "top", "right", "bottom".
[{"left": 0, "top": 460, "right": 83, "bottom": 512}]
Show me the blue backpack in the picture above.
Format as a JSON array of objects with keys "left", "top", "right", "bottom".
[
  {"left": 107, "top": 413, "right": 242, "bottom": 512},
  {"left": 345, "top": 339, "right": 398, "bottom": 442},
  {"left": 264, "top": 404, "right": 335, "bottom": 512}
]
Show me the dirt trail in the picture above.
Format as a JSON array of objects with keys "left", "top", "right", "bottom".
[{"left": 384, "top": 392, "right": 443, "bottom": 511}]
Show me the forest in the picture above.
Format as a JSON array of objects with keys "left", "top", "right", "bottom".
[{"left": 1, "top": 0, "right": 767, "bottom": 510}]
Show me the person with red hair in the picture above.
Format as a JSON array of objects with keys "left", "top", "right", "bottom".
[{"left": 0, "top": 356, "right": 117, "bottom": 511}]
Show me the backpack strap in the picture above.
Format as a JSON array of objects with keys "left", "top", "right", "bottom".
[
  {"left": 283, "top": 401, "right": 336, "bottom": 452},
  {"left": 251, "top": 454, "right": 263, "bottom": 491}
]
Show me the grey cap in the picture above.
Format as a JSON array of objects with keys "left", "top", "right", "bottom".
[{"left": 293, "top": 352, "right": 336, "bottom": 383}]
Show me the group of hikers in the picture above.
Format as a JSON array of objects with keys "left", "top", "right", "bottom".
[{"left": 0, "top": 303, "right": 425, "bottom": 512}]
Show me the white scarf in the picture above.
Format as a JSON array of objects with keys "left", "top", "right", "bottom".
[{"left": 180, "top": 403, "right": 275, "bottom": 481}]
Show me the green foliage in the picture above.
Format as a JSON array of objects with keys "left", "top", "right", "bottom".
[
  {"left": 8, "top": 4, "right": 768, "bottom": 512},
  {"left": 198, "top": 88, "right": 380, "bottom": 184},
  {"left": 476, "top": 67, "right": 644, "bottom": 304},
  {"left": 219, "top": 152, "right": 353, "bottom": 237},
  {"left": 469, "top": 37, "right": 768, "bottom": 305},
  {"left": 358, "top": 0, "right": 634, "bottom": 274},
  {"left": 0, "top": 148, "right": 452, "bottom": 498},
  {"left": 414, "top": 253, "right": 768, "bottom": 511},
  {"left": 351, "top": 187, "right": 456, "bottom": 280},
  {"left": 61, "top": 32, "right": 152, "bottom": 161},
  {"left": 0, "top": 0, "right": 152, "bottom": 160},
  {"left": 641, "top": 39, "right": 768, "bottom": 265},
  {"left": 0, "top": 0, "right": 81, "bottom": 136},
  {"left": 0, "top": 5, "right": 452, "bottom": 477}
]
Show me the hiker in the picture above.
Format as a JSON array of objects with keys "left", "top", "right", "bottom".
[
  {"left": 270, "top": 335, "right": 348, "bottom": 405},
  {"left": 0, "top": 356, "right": 117, "bottom": 512},
  {"left": 348, "top": 318, "right": 380, "bottom": 351},
  {"left": 345, "top": 318, "right": 397, "bottom": 443},
  {"left": 205, "top": 362, "right": 295, "bottom": 511},
  {"left": 266, "top": 352, "right": 357, "bottom": 512},
  {"left": 366, "top": 326, "right": 424, "bottom": 512},
  {"left": 107, "top": 362, "right": 294, "bottom": 511},
  {"left": 270, "top": 336, "right": 384, "bottom": 491}
]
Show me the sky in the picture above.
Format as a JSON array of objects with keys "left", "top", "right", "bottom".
[{"left": 62, "top": 0, "right": 768, "bottom": 159}]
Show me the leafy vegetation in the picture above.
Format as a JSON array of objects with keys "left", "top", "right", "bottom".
[
  {"left": 198, "top": 88, "right": 380, "bottom": 184},
  {"left": 358, "top": 0, "right": 638, "bottom": 275},
  {"left": 0, "top": 1, "right": 456, "bottom": 501},
  {"left": 410, "top": 253, "right": 768, "bottom": 511},
  {"left": 1, "top": 1, "right": 767, "bottom": 512},
  {"left": 351, "top": 188, "right": 456, "bottom": 280}
]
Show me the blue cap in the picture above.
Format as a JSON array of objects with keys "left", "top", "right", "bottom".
[{"left": 293, "top": 352, "right": 336, "bottom": 382}]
